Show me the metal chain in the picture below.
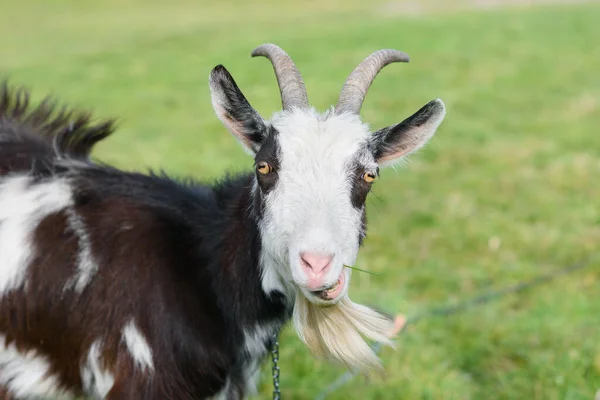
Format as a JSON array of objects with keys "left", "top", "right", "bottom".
[
  {"left": 271, "top": 334, "right": 281, "bottom": 400},
  {"left": 264, "top": 259, "right": 592, "bottom": 400}
]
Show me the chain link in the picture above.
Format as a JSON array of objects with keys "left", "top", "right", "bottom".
[{"left": 271, "top": 334, "right": 281, "bottom": 400}]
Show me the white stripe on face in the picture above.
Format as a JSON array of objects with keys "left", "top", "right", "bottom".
[{"left": 258, "top": 109, "right": 376, "bottom": 300}]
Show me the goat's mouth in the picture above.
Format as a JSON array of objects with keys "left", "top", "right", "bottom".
[{"left": 309, "top": 271, "right": 346, "bottom": 302}]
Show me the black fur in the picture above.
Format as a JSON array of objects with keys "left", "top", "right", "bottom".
[
  {"left": 370, "top": 99, "right": 442, "bottom": 161},
  {"left": 254, "top": 127, "right": 280, "bottom": 187},
  {"left": 349, "top": 162, "right": 376, "bottom": 210},
  {"left": 0, "top": 83, "right": 290, "bottom": 399},
  {"left": 210, "top": 66, "right": 268, "bottom": 151},
  {"left": 0, "top": 81, "right": 115, "bottom": 176}
]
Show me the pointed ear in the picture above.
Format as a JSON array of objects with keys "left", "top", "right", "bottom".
[
  {"left": 209, "top": 65, "right": 268, "bottom": 154},
  {"left": 370, "top": 99, "right": 446, "bottom": 166}
]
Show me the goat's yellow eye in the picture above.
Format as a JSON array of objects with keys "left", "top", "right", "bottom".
[
  {"left": 362, "top": 172, "right": 377, "bottom": 183},
  {"left": 256, "top": 161, "right": 273, "bottom": 175}
]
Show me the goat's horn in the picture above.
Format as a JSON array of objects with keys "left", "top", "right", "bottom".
[
  {"left": 251, "top": 43, "right": 309, "bottom": 110},
  {"left": 336, "top": 50, "right": 410, "bottom": 115}
]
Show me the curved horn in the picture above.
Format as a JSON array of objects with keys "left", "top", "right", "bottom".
[
  {"left": 251, "top": 43, "right": 309, "bottom": 110},
  {"left": 336, "top": 50, "right": 410, "bottom": 115}
]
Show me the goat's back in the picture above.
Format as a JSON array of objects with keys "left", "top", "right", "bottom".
[
  {"left": 0, "top": 82, "right": 114, "bottom": 176},
  {"left": 0, "top": 83, "right": 244, "bottom": 399}
]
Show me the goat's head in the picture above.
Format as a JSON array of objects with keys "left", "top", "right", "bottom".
[{"left": 210, "top": 44, "right": 445, "bottom": 371}]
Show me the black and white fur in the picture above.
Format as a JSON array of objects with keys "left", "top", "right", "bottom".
[{"left": 0, "top": 48, "right": 445, "bottom": 399}]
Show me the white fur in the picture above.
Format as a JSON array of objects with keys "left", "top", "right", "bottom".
[
  {"left": 293, "top": 295, "right": 395, "bottom": 373},
  {"left": 259, "top": 109, "right": 374, "bottom": 296},
  {"left": 241, "top": 323, "right": 280, "bottom": 396},
  {"left": 81, "top": 341, "right": 115, "bottom": 399},
  {"left": 0, "top": 176, "right": 73, "bottom": 296},
  {"left": 258, "top": 251, "right": 294, "bottom": 299},
  {"left": 243, "top": 323, "right": 277, "bottom": 360},
  {"left": 122, "top": 319, "right": 154, "bottom": 372},
  {"left": 63, "top": 207, "right": 99, "bottom": 293},
  {"left": 212, "top": 64, "right": 446, "bottom": 372},
  {"left": 252, "top": 106, "right": 444, "bottom": 371},
  {"left": 242, "top": 359, "right": 261, "bottom": 396},
  {"left": 0, "top": 335, "right": 74, "bottom": 399},
  {"left": 253, "top": 178, "right": 290, "bottom": 297}
]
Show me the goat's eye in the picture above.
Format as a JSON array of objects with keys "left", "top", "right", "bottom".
[
  {"left": 362, "top": 172, "right": 377, "bottom": 183},
  {"left": 256, "top": 161, "right": 273, "bottom": 175}
]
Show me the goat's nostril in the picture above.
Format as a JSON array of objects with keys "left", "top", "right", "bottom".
[
  {"left": 300, "top": 252, "right": 334, "bottom": 274},
  {"left": 300, "top": 257, "right": 312, "bottom": 269}
]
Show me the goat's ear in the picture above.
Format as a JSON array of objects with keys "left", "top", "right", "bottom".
[
  {"left": 370, "top": 99, "right": 446, "bottom": 166},
  {"left": 209, "top": 65, "right": 268, "bottom": 154}
]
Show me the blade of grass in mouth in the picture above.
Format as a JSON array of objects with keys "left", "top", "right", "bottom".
[{"left": 343, "top": 265, "right": 382, "bottom": 276}]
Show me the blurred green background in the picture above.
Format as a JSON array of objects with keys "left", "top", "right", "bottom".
[{"left": 1, "top": 0, "right": 599, "bottom": 399}]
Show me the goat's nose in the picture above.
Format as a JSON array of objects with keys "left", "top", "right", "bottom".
[{"left": 300, "top": 252, "right": 334, "bottom": 277}]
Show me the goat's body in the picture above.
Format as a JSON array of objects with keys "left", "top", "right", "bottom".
[
  {"left": 0, "top": 43, "right": 447, "bottom": 398},
  {"left": 0, "top": 88, "right": 290, "bottom": 399}
]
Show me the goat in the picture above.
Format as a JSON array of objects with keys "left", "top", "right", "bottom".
[{"left": 0, "top": 44, "right": 446, "bottom": 399}]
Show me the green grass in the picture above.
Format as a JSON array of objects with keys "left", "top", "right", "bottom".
[{"left": 2, "top": 1, "right": 599, "bottom": 399}]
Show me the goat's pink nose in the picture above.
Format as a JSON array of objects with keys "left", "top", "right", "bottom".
[{"left": 300, "top": 252, "right": 333, "bottom": 280}]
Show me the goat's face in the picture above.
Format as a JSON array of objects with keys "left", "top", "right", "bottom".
[
  {"left": 255, "top": 110, "right": 373, "bottom": 304},
  {"left": 210, "top": 45, "right": 445, "bottom": 306}
]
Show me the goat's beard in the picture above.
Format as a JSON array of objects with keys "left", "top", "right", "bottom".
[{"left": 292, "top": 292, "right": 395, "bottom": 373}]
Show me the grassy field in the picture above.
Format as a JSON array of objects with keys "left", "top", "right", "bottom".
[{"left": 1, "top": 0, "right": 599, "bottom": 399}]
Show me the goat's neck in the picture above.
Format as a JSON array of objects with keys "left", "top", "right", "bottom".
[{"left": 213, "top": 174, "right": 292, "bottom": 329}]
